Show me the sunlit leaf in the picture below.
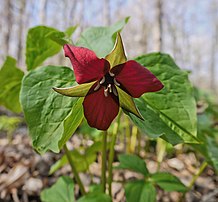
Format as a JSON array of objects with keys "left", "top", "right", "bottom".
[
  {"left": 40, "top": 176, "right": 74, "bottom": 202},
  {"left": 0, "top": 56, "right": 24, "bottom": 113},
  {"left": 130, "top": 53, "right": 198, "bottom": 144},
  {"left": 49, "top": 141, "right": 102, "bottom": 174},
  {"left": 26, "top": 26, "right": 76, "bottom": 70},
  {"left": 20, "top": 66, "right": 81, "bottom": 153},
  {"left": 76, "top": 17, "right": 129, "bottom": 58}
]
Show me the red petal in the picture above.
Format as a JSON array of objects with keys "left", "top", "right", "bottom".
[
  {"left": 64, "top": 44, "right": 110, "bottom": 84},
  {"left": 83, "top": 84, "right": 119, "bottom": 130},
  {"left": 112, "top": 60, "right": 164, "bottom": 98}
]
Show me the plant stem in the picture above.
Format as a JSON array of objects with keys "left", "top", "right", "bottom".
[
  {"left": 137, "top": 132, "right": 141, "bottom": 156},
  {"left": 63, "top": 144, "right": 86, "bottom": 195},
  {"left": 108, "top": 112, "right": 121, "bottom": 196},
  {"left": 125, "top": 116, "right": 131, "bottom": 153},
  {"left": 101, "top": 130, "right": 107, "bottom": 193},
  {"left": 156, "top": 138, "right": 167, "bottom": 171},
  {"left": 130, "top": 126, "right": 138, "bottom": 153},
  {"left": 188, "top": 161, "right": 208, "bottom": 190},
  {"left": 179, "top": 161, "right": 208, "bottom": 202}
]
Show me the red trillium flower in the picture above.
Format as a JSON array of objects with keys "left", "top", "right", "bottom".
[{"left": 53, "top": 33, "right": 164, "bottom": 130}]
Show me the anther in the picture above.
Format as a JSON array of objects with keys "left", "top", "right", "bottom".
[
  {"left": 108, "top": 84, "right": 112, "bottom": 93},
  {"left": 104, "top": 87, "right": 108, "bottom": 97},
  {"left": 109, "top": 72, "right": 115, "bottom": 77},
  {"left": 114, "top": 78, "right": 120, "bottom": 86},
  {"left": 94, "top": 82, "right": 100, "bottom": 91},
  {"left": 100, "top": 76, "right": 105, "bottom": 84}
]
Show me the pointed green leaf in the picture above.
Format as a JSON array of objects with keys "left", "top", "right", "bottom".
[
  {"left": 40, "top": 176, "right": 74, "bottom": 202},
  {"left": 77, "top": 193, "right": 112, "bottom": 202},
  {"left": 117, "top": 87, "right": 143, "bottom": 120},
  {"left": 127, "top": 98, "right": 184, "bottom": 145},
  {"left": 130, "top": 53, "right": 198, "bottom": 144},
  {"left": 26, "top": 26, "right": 76, "bottom": 70},
  {"left": 65, "top": 26, "right": 78, "bottom": 37},
  {"left": 76, "top": 17, "right": 129, "bottom": 58},
  {"left": 106, "top": 32, "right": 127, "bottom": 68},
  {"left": 20, "top": 66, "right": 82, "bottom": 153},
  {"left": 0, "top": 56, "right": 24, "bottom": 113},
  {"left": 58, "top": 98, "right": 84, "bottom": 148},
  {"left": 125, "top": 181, "right": 156, "bottom": 202},
  {"left": 151, "top": 172, "right": 187, "bottom": 192},
  {"left": 192, "top": 134, "right": 218, "bottom": 173},
  {"left": 117, "top": 154, "right": 149, "bottom": 176},
  {"left": 50, "top": 141, "right": 102, "bottom": 174},
  {"left": 47, "top": 26, "right": 77, "bottom": 45},
  {"left": 53, "top": 82, "right": 95, "bottom": 97}
]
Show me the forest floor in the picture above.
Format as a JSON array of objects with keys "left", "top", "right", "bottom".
[{"left": 0, "top": 123, "right": 218, "bottom": 202}]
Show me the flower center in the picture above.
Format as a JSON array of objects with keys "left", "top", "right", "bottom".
[{"left": 94, "top": 71, "right": 120, "bottom": 97}]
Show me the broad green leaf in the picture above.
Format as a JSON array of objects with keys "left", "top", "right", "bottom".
[
  {"left": 117, "top": 154, "right": 149, "bottom": 176},
  {"left": 151, "top": 172, "right": 187, "bottom": 192},
  {"left": 128, "top": 98, "right": 184, "bottom": 145},
  {"left": 76, "top": 17, "right": 129, "bottom": 58},
  {"left": 26, "top": 26, "right": 76, "bottom": 70},
  {"left": 77, "top": 192, "right": 112, "bottom": 202},
  {"left": 205, "top": 136, "right": 218, "bottom": 172},
  {"left": 192, "top": 134, "right": 218, "bottom": 173},
  {"left": 106, "top": 32, "right": 127, "bottom": 67},
  {"left": 49, "top": 141, "right": 102, "bottom": 174},
  {"left": 46, "top": 26, "right": 77, "bottom": 45},
  {"left": 40, "top": 176, "right": 74, "bottom": 202},
  {"left": 53, "top": 82, "right": 95, "bottom": 97},
  {"left": 0, "top": 115, "right": 22, "bottom": 134},
  {"left": 117, "top": 87, "right": 143, "bottom": 120},
  {"left": 132, "top": 53, "right": 198, "bottom": 144},
  {"left": 0, "top": 57, "right": 24, "bottom": 113},
  {"left": 125, "top": 181, "right": 156, "bottom": 202},
  {"left": 49, "top": 150, "right": 90, "bottom": 174},
  {"left": 20, "top": 66, "right": 81, "bottom": 153}
]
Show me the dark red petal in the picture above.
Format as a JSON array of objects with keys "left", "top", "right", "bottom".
[
  {"left": 64, "top": 44, "right": 110, "bottom": 84},
  {"left": 111, "top": 60, "right": 164, "bottom": 98},
  {"left": 83, "top": 84, "right": 119, "bottom": 130}
]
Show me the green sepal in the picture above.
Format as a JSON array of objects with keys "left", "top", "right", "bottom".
[
  {"left": 106, "top": 32, "right": 127, "bottom": 68},
  {"left": 117, "top": 87, "right": 143, "bottom": 120},
  {"left": 53, "top": 81, "right": 95, "bottom": 97}
]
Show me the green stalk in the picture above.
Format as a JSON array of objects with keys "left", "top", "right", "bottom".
[
  {"left": 108, "top": 112, "right": 121, "bottom": 196},
  {"left": 137, "top": 132, "right": 141, "bottom": 155},
  {"left": 101, "top": 131, "right": 107, "bottom": 193},
  {"left": 179, "top": 161, "right": 208, "bottom": 202},
  {"left": 130, "top": 126, "right": 138, "bottom": 153},
  {"left": 125, "top": 116, "right": 131, "bottom": 153},
  {"left": 188, "top": 161, "right": 208, "bottom": 190},
  {"left": 156, "top": 138, "right": 167, "bottom": 171},
  {"left": 63, "top": 144, "right": 86, "bottom": 195}
]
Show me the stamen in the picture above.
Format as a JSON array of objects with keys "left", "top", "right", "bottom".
[
  {"left": 114, "top": 78, "right": 120, "bottom": 86},
  {"left": 109, "top": 71, "right": 115, "bottom": 77},
  {"left": 100, "top": 76, "right": 105, "bottom": 84},
  {"left": 104, "top": 87, "right": 108, "bottom": 97},
  {"left": 108, "top": 84, "right": 112, "bottom": 93},
  {"left": 112, "top": 86, "right": 118, "bottom": 96},
  {"left": 94, "top": 82, "right": 100, "bottom": 91}
]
